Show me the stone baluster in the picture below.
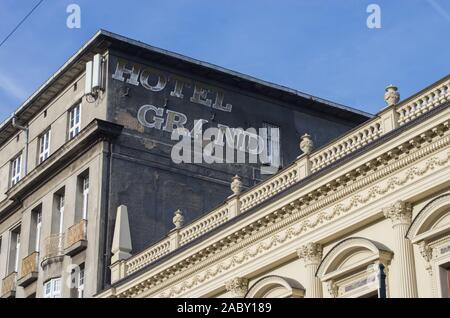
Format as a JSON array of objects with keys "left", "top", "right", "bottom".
[{"left": 228, "top": 175, "right": 242, "bottom": 218}]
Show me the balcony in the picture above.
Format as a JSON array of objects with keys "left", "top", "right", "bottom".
[
  {"left": 1, "top": 272, "right": 17, "bottom": 298},
  {"left": 41, "top": 233, "right": 65, "bottom": 267},
  {"left": 17, "top": 252, "right": 39, "bottom": 287},
  {"left": 65, "top": 219, "right": 87, "bottom": 256}
]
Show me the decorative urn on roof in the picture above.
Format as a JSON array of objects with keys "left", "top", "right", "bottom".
[
  {"left": 384, "top": 85, "right": 400, "bottom": 106},
  {"left": 300, "top": 133, "right": 314, "bottom": 155},
  {"left": 172, "top": 209, "right": 184, "bottom": 229},
  {"left": 230, "top": 175, "right": 243, "bottom": 196}
]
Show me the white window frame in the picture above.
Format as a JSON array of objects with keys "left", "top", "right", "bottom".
[
  {"left": 44, "top": 280, "right": 51, "bottom": 298},
  {"left": 35, "top": 211, "right": 42, "bottom": 252},
  {"left": 68, "top": 104, "right": 81, "bottom": 140},
  {"left": 10, "top": 154, "right": 22, "bottom": 187},
  {"left": 58, "top": 195, "right": 65, "bottom": 234},
  {"left": 14, "top": 232, "right": 20, "bottom": 273},
  {"left": 82, "top": 176, "right": 89, "bottom": 220},
  {"left": 44, "top": 278, "right": 61, "bottom": 298},
  {"left": 38, "top": 129, "right": 51, "bottom": 164},
  {"left": 77, "top": 267, "right": 85, "bottom": 298}
]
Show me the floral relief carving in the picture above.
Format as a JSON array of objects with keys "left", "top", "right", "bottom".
[
  {"left": 419, "top": 242, "right": 434, "bottom": 274},
  {"left": 225, "top": 277, "right": 249, "bottom": 298},
  {"left": 383, "top": 201, "right": 413, "bottom": 225},
  {"left": 297, "top": 242, "right": 323, "bottom": 265}
]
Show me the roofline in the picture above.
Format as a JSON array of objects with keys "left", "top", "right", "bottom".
[
  {"left": 0, "top": 30, "right": 104, "bottom": 133},
  {"left": 0, "top": 29, "right": 372, "bottom": 134},
  {"left": 97, "top": 29, "right": 372, "bottom": 118}
]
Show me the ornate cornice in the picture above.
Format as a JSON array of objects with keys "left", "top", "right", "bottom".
[
  {"left": 297, "top": 243, "right": 323, "bottom": 265},
  {"left": 154, "top": 150, "right": 449, "bottom": 298},
  {"left": 113, "top": 119, "right": 450, "bottom": 298},
  {"left": 383, "top": 200, "right": 413, "bottom": 226}
]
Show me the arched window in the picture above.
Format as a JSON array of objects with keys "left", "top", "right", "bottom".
[
  {"left": 316, "top": 237, "right": 393, "bottom": 298},
  {"left": 245, "top": 276, "right": 305, "bottom": 298},
  {"left": 407, "top": 193, "right": 450, "bottom": 297}
]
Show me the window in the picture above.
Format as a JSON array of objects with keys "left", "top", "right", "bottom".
[
  {"left": 8, "top": 227, "right": 21, "bottom": 274},
  {"left": 10, "top": 154, "right": 22, "bottom": 187},
  {"left": 44, "top": 278, "right": 61, "bottom": 298},
  {"left": 32, "top": 209, "right": 42, "bottom": 252},
  {"left": 262, "top": 122, "right": 280, "bottom": 165},
  {"left": 38, "top": 129, "right": 51, "bottom": 163},
  {"left": 77, "top": 265, "right": 85, "bottom": 298},
  {"left": 57, "top": 195, "right": 65, "bottom": 234},
  {"left": 68, "top": 104, "right": 81, "bottom": 140},
  {"left": 82, "top": 176, "right": 89, "bottom": 220},
  {"left": 14, "top": 232, "right": 20, "bottom": 272}
]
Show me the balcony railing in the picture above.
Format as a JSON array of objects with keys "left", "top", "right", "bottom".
[
  {"left": 43, "top": 233, "right": 65, "bottom": 261},
  {"left": 20, "top": 252, "right": 39, "bottom": 278},
  {"left": 1, "top": 272, "right": 17, "bottom": 297},
  {"left": 65, "top": 219, "right": 87, "bottom": 249}
]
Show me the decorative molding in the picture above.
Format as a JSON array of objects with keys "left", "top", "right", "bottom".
[
  {"left": 225, "top": 277, "right": 249, "bottom": 298},
  {"left": 245, "top": 276, "right": 305, "bottom": 298},
  {"left": 407, "top": 193, "right": 450, "bottom": 240},
  {"left": 327, "top": 282, "right": 339, "bottom": 298},
  {"left": 316, "top": 237, "right": 393, "bottom": 280},
  {"left": 297, "top": 242, "right": 322, "bottom": 265},
  {"left": 113, "top": 119, "right": 450, "bottom": 298},
  {"left": 383, "top": 200, "right": 413, "bottom": 226},
  {"left": 419, "top": 242, "right": 433, "bottom": 274},
  {"left": 136, "top": 146, "right": 449, "bottom": 298}
]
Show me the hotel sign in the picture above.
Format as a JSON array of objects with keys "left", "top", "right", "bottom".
[
  {"left": 111, "top": 59, "right": 235, "bottom": 134},
  {"left": 111, "top": 59, "right": 280, "bottom": 173}
]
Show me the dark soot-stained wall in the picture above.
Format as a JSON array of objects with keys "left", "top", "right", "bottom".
[{"left": 106, "top": 52, "right": 367, "bottom": 252}]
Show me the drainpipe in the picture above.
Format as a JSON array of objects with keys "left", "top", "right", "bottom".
[{"left": 12, "top": 116, "right": 29, "bottom": 176}]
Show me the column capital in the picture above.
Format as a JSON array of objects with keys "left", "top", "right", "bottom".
[
  {"left": 383, "top": 200, "right": 413, "bottom": 226},
  {"left": 297, "top": 242, "right": 323, "bottom": 265},
  {"left": 225, "top": 277, "right": 249, "bottom": 298}
]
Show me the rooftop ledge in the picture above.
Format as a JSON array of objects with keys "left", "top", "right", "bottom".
[{"left": 108, "top": 75, "right": 450, "bottom": 289}]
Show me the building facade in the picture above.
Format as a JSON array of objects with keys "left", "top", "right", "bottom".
[
  {"left": 98, "top": 76, "right": 450, "bottom": 298},
  {"left": 0, "top": 30, "right": 368, "bottom": 298}
]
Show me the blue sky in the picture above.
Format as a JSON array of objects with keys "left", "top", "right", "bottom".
[{"left": 1, "top": 0, "right": 449, "bottom": 122}]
